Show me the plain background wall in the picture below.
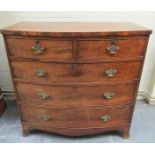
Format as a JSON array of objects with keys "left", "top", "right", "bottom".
[{"left": 0, "top": 11, "right": 155, "bottom": 95}]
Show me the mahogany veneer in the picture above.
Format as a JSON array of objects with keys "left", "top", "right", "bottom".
[{"left": 1, "top": 22, "right": 152, "bottom": 138}]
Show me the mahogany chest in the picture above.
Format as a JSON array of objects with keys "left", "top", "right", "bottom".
[{"left": 1, "top": 22, "right": 152, "bottom": 138}]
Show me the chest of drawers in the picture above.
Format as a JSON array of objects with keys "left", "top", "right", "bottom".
[{"left": 1, "top": 22, "right": 152, "bottom": 138}]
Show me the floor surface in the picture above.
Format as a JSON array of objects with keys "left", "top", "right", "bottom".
[{"left": 0, "top": 100, "right": 155, "bottom": 143}]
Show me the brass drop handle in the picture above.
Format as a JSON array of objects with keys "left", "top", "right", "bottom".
[
  {"left": 37, "top": 92, "right": 49, "bottom": 100},
  {"left": 100, "top": 115, "right": 111, "bottom": 122},
  {"left": 105, "top": 69, "right": 117, "bottom": 77},
  {"left": 32, "top": 40, "right": 44, "bottom": 54},
  {"left": 103, "top": 92, "right": 115, "bottom": 99},
  {"left": 40, "top": 114, "right": 52, "bottom": 121},
  {"left": 106, "top": 40, "right": 119, "bottom": 55},
  {"left": 35, "top": 68, "right": 46, "bottom": 77}
]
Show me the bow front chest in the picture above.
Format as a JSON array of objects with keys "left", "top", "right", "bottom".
[{"left": 1, "top": 22, "right": 152, "bottom": 138}]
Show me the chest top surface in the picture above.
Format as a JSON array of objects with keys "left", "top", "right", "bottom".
[{"left": 0, "top": 22, "right": 152, "bottom": 37}]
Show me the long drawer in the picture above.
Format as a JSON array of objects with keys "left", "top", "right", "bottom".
[
  {"left": 11, "top": 60, "right": 142, "bottom": 83},
  {"left": 16, "top": 82, "right": 137, "bottom": 107},
  {"left": 6, "top": 37, "right": 73, "bottom": 61},
  {"left": 21, "top": 104, "right": 132, "bottom": 128}
]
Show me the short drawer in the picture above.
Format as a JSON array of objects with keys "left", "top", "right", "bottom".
[
  {"left": 6, "top": 37, "right": 72, "bottom": 61},
  {"left": 77, "top": 38, "right": 147, "bottom": 60},
  {"left": 21, "top": 104, "right": 132, "bottom": 128},
  {"left": 16, "top": 82, "right": 137, "bottom": 107},
  {"left": 11, "top": 60, "right": 142, "bottom": 83}
]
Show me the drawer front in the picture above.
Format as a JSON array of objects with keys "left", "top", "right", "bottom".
[
  {"left": 6, "top": 37, "right": 72, "bottom": 60},
  {"left": 16, "top": 82, "right": 137, "bottom": 107},
  {"left": 77, "top": 38, "right": 147, "bottom": 60},
  {"left": 11, "top": 60, "right": 142, "bottom": 83},
  {"left": 21, "top": 104, "right": 132, "bottom": 128}
]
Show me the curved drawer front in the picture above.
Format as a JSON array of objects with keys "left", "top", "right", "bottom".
[
  {"left": 21, "top": 104, "right": 132, "bottom": 128},
  {"left": 77, "top": 38, "right": 147, "bottom": 60},
  {"left": 11, "top": 60, "right": 142, "bottom": 83},
  {"left": 16, "top": 82, "right": 137, "bottom": 107},
  {"left": 6, "top": 37, "right": 72, "bottom": 61}
]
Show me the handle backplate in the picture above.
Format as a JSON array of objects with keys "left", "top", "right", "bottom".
[
  {"left": 35, "top": 68, "right": 46, "bottom": 77},
  {"left": 100, "top": 115, "right": 111, "bottom": 122},
  {"left": 32, "top": 41, "right": 44, "bottom": 54},
  {"left": 103, "top": 92, "right": 115, "bottom": 99},
  {"left": 105, "top": 69, "right": 117, "bottom": 77},
  {"left": 106, "top": 40, "right": 119, "bottom": 55},
  {"left": 37, "top": 92, "right": 49, "bottom": 100},
  {"left": 40, "top": 114, "right": 52, "bottom": 121}
]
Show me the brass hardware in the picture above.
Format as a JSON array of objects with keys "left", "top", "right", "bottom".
[
  {"left": 100, "top": 115, "right": 111, "bottom": 122},
  {"left": 32, "top": 40, "right": 44, "bottom": 54},
  {"left": 37, "top": 92, "right": 49, "bottom": 100},
  {"left": 105, "top": 69, "right": 117, "bottom": 77},
  {"left": 40, "top": 114, "right": 52, "bottom": 121},
  {"left": 106, "top": 40, "right": 119, "bottom": 55},
  {"left": 35, "top": 68, "right": 46, "bottom": 77},
  {"left": 103, "top": 92, "right": 115, "bottom": 99}
]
